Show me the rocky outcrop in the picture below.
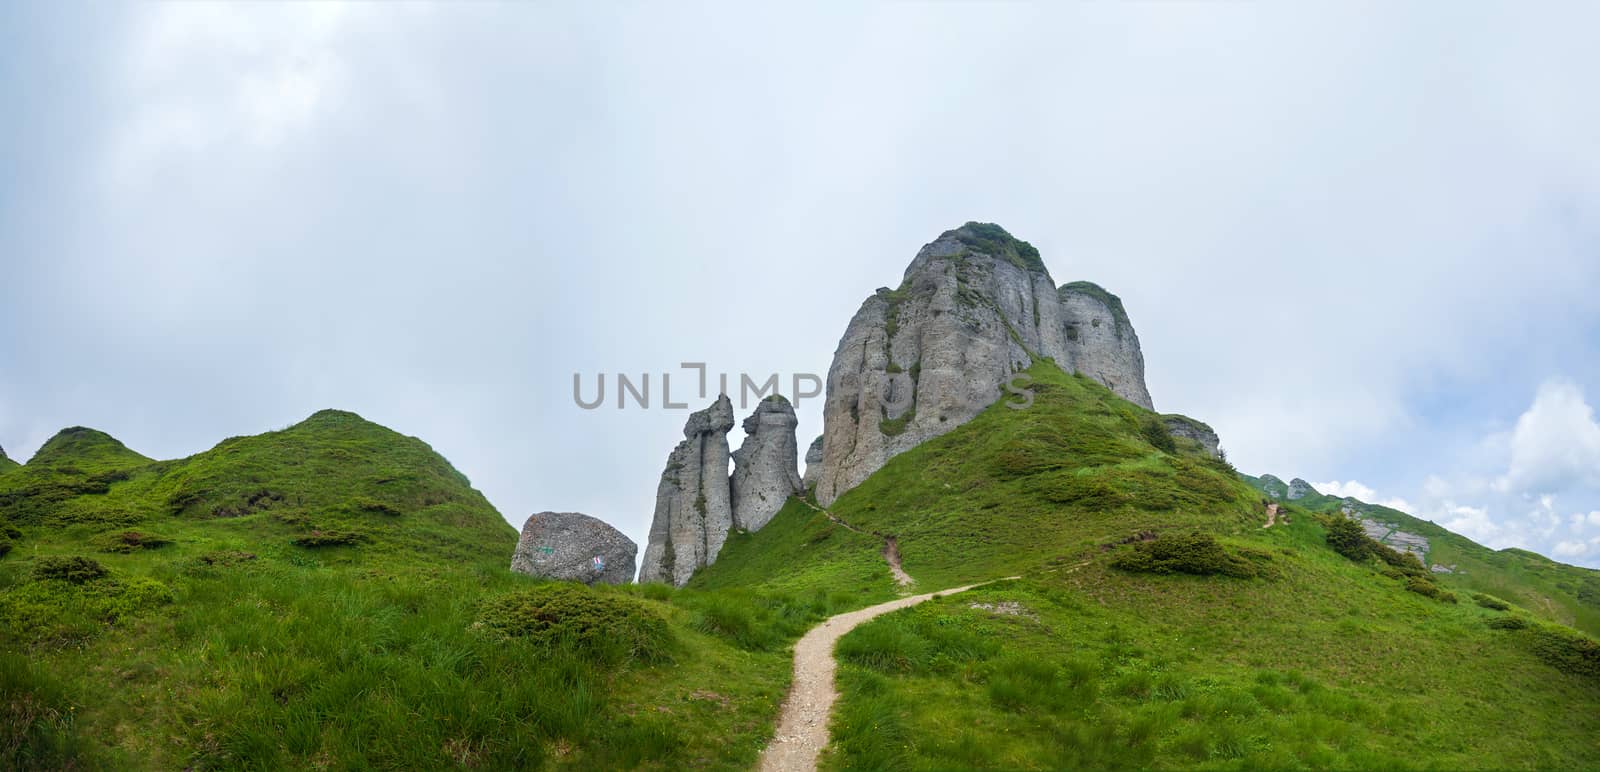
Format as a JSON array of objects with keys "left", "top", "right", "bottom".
[
  {"left": 510, "top": 511, "right": 637, "bottom": 585},
  {"left": 802, "top": 435, "right": 824, "bottom": 492},
  {"left": 730, "top": 396, "right": 804, "bottom": 532},
  {"left": 1256, "top": 474, "right": 1289, "bottom": 499},
  {"left": 814, "top": 223, "right": 1155, "bottom": 504},
  {"left": 1059, "top": 282, "right": 1153, "bottom": 410},
  {"left": 1341, "top": 499, "right": 1430, "bottom": 561},
  {"left": 1287, "top": 478, "right": 1317, "bottom": 500},
  {"left": 1162, "top": 414, "right": 1221, "bottom": 458},
  {"left": 638, "top": 396, "right": 736, "bottom": 586}
]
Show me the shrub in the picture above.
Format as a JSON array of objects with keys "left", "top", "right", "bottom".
[
  {"left": 0, "top": 536, "right": 10, "bottom": 559},
  {"left": 348, "top": 497, "right": 402, "bottom": 517},
  {"left": 478, "top": 584, "right": 673, "bottom": 665},
  {"left": 1140, "top": 418, "right": 1177, "bottom": 454},
  {"left": 1487, "top": 616, "right": 1529, "bottom": 630},
  {"left": 99, "top": 531, "right": 172, "bottom": 553},
  {"left": 1372, "top": 543, "right": 1426, "bottom": 575},
  {"left": 1404, "top": 576, "right": 1457, "bottom": 603},
  {"left": 1474, "top": 593, "right": 1511, "bottom": 611},
  {"left": 1325, "top": 517, "right": 1371, "bottom": 561},
  {"left": 291, "top": 530, "right": 368, "bottom": 548},
  {"left": 1525, "top": 624, "right": 1600, "bottom": 678},
  {"left": 32, "top": 556, "right": 109, "bottom": 584},
  {"left": 1110, "top": 532, "right": 1262, "bottom": 579}
]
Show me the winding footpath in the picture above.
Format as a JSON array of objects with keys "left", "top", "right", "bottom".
[{"left": 759, "top": 499, "right": 1017, "bottom": 771}]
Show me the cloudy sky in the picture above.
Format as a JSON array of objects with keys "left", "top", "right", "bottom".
[{"left": 4, "top": 3, "right": 1599, "bottom": 568}]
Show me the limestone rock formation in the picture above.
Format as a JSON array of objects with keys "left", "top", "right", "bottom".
[
  {"left": 1287, "top": 478, "right": 1317, "bottom": 500},
  {"left": 510, "top": 511, "right": 637, "bottom": 585},
  {"left": 638, "top": 395, "right": 736, "bottom": 586},
  {"left": 1162, "top": 414, "right": 1221, "bottom": 458},
  {"left": 1256, "top": 474, "right": 1289, "bottom": 499},
  {"left": 1059, "top": 282, "right": 1153, "bottom": 410},
  {"left": 814, "top": 222, "right": 1155, "bottom": 504},
  {"left": 801, "top": 435, "right": 824, "bottom": 492},
  {"left": 730, "top": 396, "right": 804, "bottom": 532},
  {"left": 1341, "top": 499, "right": 1430, "bottom": 561}
]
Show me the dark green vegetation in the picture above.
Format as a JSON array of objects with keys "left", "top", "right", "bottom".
[
  {"left": 0, "top": 411, "right": 807, "bottom": 769},
  {"left": 945, "top": 221, "right": 1047, "bottom": 273},
  {"left": 698, "top": 362, "right": 1600, "bottom": 770}
]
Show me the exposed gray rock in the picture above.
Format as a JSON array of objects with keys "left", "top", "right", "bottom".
[
  {"left": 1162, "top": 414, "right": 1221, "bottom": 458},
  {"left": 1257, "top": 474, "right": 1289, "bottom": 500},
  {"left": 814, "top": 223, "right": 1155, "bottom": 504},
  {"left": 510, "top": 511, "right": 637, "bottom": 585},
  {"left": 802, "top": 435, "right": 824, "bottom": 492},
  {"left": 1287, "top": 478, "right": 1317, "bottom": 500},
  {"left": 1059, "top": 282, "right": 1153, "bottom": 410},
  {"left": 1344, "top": 500, "right": 1431, "bottom": 561},
  {"left": 731, "top": 396, "right": 804, "bottom": 532},
  {"left": 638, "top": 395, "right": 736, "bottom": 586}
]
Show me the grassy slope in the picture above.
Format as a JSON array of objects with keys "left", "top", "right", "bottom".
[
  {"left": 0, "top": 411, "right": 810, "bottom": 770},
  {"left": 699, "top": 363, "right": 1600, "bottom": 770},
  {"left": 1252, "top": 483, "right": 1600, "bottom": 638}
]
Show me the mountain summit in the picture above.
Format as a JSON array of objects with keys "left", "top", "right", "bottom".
[{"left": 813, "top": 222, "right": 1153, "bottom": 504}]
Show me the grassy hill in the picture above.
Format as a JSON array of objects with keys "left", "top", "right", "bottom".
[
  {"left": 696, "top": 362, "right": 1600, "bottom": 770},
  {"left": 0, "top": 411, "right": 837, "bottom": 770},
  {"left": 1247, "top": 480, "right": 1600, "bottom": 638}
]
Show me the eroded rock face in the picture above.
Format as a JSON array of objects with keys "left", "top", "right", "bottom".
[
  {"left": 510, "top": 511, "right": 637, "bottom": 585},
  {"left": 814, "top": 222, "right": 1154, "bottom": 504},
  {"left": 1287, "top": 478, "right": 1317, "bottom": 500},
  {"left": 1162, "top": 414, "right": 1221, "bottom": 458},
  {"left": 638, "top": 395, "right": 736, "bottom": 586},
  {"left": 730, "top": 396, "right": 803, "bottom": 532},
  {"left": 1059, "top": 282, "right": 1153, "bottom": 410},
  {"left": 1257, "top": 474, "right": 1289, "bottom": 499},
  {"left": 801, "top": 435, "right": 824, "bottom": 492}
]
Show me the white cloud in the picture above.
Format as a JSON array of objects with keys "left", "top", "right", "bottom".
[
  {"left": 1311, "top": 480, "right": 1413, "bottom": 513},
  {"left": 1552, "top": 540, "right": 1590, "bottom": 557},
  {"left": 1495, "top": 379, "right": 1600, "bottom": 494},
  {"left": 1439, "top": 503, "right": 1499, "bottom": 544}
]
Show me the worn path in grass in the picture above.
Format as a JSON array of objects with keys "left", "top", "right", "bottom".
[
  {"left": 757, "top": 573, "right": 1019, "bottom": 772},
  {"left": 797, "top": 497, "right": 914, "bottom": 589}
]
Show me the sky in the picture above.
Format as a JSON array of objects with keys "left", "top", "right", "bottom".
[{"left": 3, "top": 3, "right": 1599, "bottom": 568}]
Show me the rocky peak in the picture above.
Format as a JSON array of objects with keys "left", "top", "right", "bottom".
[
  {"left": 638, "top": 396, "right": 737, "bottom": 586},
  {"left": 801, "top": 435, "right": 824, "bottom": 492},
  {"left": 812, "top": 222, "right": 1155, "bottom": 504},
  {"left": 730, "top": 396, "right": 804, "bottom": 532},
  {"left": 1287, "top": 478, "right": 1317, "bottom": 500},
  {"left": 1059, "top": 282, "right": 1153, "bottom": 410}
]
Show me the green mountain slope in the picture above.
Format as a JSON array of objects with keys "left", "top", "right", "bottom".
[
  {"left": 1247, "top": 479, "right": 1600, "bottom": 637},
  {"left": 0, "top": 411, "right": 821, "bottom": 770},
  {"left": 698, "top": 362, "right": 1600, "bottom": 770}
]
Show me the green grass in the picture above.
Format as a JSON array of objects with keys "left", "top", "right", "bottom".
[
  {"left": 1257, "top": 481, "right": 1600, "bottom": 637},
  {"left": 0, "top": 410, "right": 806, "bottom": 769},
  {"left": 696, "top": 361, "right": 1600, "bottom": 770}
]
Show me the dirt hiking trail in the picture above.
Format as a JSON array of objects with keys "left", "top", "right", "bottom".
[{"left": 757, "top": 576, "right": 1018, "bottom": 772}]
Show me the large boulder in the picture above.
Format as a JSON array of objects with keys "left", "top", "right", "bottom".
[
  {"left": 801, "top": 435, "right": 824, "bottom": 492},
  {"left": 813, "top": 223, "right": 1155, "bottom": 504},
  {"left": 638, "top": 395, "right": 736, "bottom": 586},
  {"left": 1162, "top": 414, "right": 1221, "bottom": 459},
  {"left": 730, "top": 396, "right": 803, "bottom": 532},
  {"left": 510, "top": 511, "right": 637, "bottom": 585}
]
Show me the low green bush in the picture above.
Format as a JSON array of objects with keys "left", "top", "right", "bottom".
[
  {"left": 1487, "top": 616, "right": 1529, "bottom": 630},
  {"left": 477, "top": 583, "right": 673, "bottom": 665},
  {"left": 1524, "top": 624, "right": 1600, "bottom": 678},
  {"left": 1474, "top": 593, "right": 1511, "bottom": 611},
  {"left": 32, "top": 556, "right": 108, "bottom": 584},
  {"left": 1110, "top": 532, "right": 1264, "bottom": 578},
  {"left": 1324, "top": 517, "right": 1371, "bottom": 562},
  {"left": 1404, "top": 576, "right": 1457, "bottom": 603},
  {"left": 290, "top": 530, "right": 368, "bottom": 548},
  {"left": 98, "top": 531, "right": 172, "bottom": 553}
]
